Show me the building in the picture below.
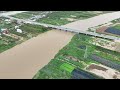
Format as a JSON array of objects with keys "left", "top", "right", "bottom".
[
  {"left": 5, "top": 19, "right": 11, "bottom": 24},
  {"left": 16, "top": 29, "right": 22, "bottom": 33},
  {"left": 0, "top": 28, "right": 9, "bottom": 34},
  {"left": 15, "top": 26, "right": 19, "bottom": 29}
]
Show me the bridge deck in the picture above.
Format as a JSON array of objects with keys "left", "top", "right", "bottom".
[{"left": 1, "top": 15, "right": 120, "bottom": 41}]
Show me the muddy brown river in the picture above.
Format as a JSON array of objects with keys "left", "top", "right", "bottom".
[
  {"left": 1, "top": 11, "right": 120, "bottom": 79},
  {"left": 0, "top": 30, "right": 74, "bottom": 79}
]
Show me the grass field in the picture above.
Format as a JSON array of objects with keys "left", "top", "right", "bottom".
[
  {"left": 12, "top": 11, "right": 103, "bottom": 25},
  {"left": 0, "top": 35, "right": 17, "bottom": 53},
  {"left": 33, "top": 59, "right": 72, "bottom": 79},
  {"left": 11, "top": 11, "right": 48, "bottom": 19},
  {"left": 37, "top": 11, "right": 101, "bottom": 25},
  {"left": 11, "top": 12, "right": 33, "bottom": 19},
  {"left": 60, "top": 63, "right": 75, "bottom": 73},
  {"left": 113, "top": 24, "right": 120, "bottom": 30}
]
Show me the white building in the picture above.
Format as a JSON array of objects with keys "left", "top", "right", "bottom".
[
  {"left": 16, "top": 29, "right": 22, "bottom": 33},
  {"left": 15, "top": 26, "right": 19, "bottom": 29},
  {"left": 1, "top": 28, "right": 7, "bottom": 32},
  {"left": 5, "top": 19, "right": 11, "bottom": 24},
  {"left": 5, "top": 19, "right": 11, "bottom": 22}
]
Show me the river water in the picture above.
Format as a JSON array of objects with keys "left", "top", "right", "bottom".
[
  {"left": 63, "top": 11, "right": 120, "bottom": 31},
  {"left": 0, "top": 30, "right": 74, "bottom": 79},
  {"left": 1, "top": 11, "right": 120, "bottom": 79}
]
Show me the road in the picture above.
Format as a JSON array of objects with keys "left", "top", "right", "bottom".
[
  {"left": 2, "top": 12, "right": 120, "bottom": 41},
  {"left": 0, "top": 11, "right": 120, "bottom": 79}
]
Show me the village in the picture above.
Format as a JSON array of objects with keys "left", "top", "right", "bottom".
[{"left": 0, "top": 16, "right": 48, "bottom": 53}]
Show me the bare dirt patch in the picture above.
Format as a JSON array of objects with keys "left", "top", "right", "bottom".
[
  {"left": 90, "top": 37, "right": 120, "bottom": 53},
  {"left": 87, "top": 64, "right": 108, "bottom": 71},
  {"left": 65, "top": 55, "right": 88, "bottom": 66},
  {"left": 66, "top": 18, "right": 77, "bottom": 22},
  {"left": 86, "top": 64, "right": 120, "bottom": 79},
  {"left": 115, "top": 43, "right": 120, "bottom": 52},
  {"left": 96, "top": 26, "right": 108, "bottom": 33},
  {"left": 66, "top": 56, "right": 78, "bottom": 61}
]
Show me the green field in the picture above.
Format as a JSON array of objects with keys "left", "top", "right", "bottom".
[
  {"left": 33, "top": 59, "right": 72, "bottom": 79},
  {"left": 111, "top": 18, "right": 120, "bottom": 24},
  {"left": 12, "top": 11, "right": 103, "bottom": 26},
  {"left": 11, "top": 12, "right": 33, "bottom": 19},
  {"left": 113, "top": 24, "right": 120, "bottom": 30},
  {"left": 34, "top": 34, "right": 120, "bottom": 79},
  {"left": 11, "top": 11, "right": 47, "bottom": 19},
  {"left": 37, "top": 11, "right": 101, "bottom": 25},
  {"left": 0, "top": 35, "right": 17, "bottom": 53},
  {"left": 60, "top": 63, "right": 75, "bottom": 73}
]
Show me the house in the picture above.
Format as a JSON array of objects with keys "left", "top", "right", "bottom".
[
  {"left": 0, "top": 28, "right": 9, "bottom": 34},
  {"left": 2, "top": 30, "right": 9, "bottom": 34},
  {"left": 5, "top": 19, "right": 11, "bottom": 22},
  {"left": 5, "top": 19, "right": 11, "bottom": 24},
  {"left": 1, "top": 28, "right": 7, "bottom": 32},
  {"left": 17, "top": 20, "right": 23, "bottom": 25},
  {"left": 16, "top": 29, "right": 22, "bottom": 33},
  {"left": 15, "top": 26, "right": 19, "bottom": 29}
]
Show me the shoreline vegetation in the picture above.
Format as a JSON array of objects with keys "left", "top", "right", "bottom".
[{"left": 33, "top": 34, "right": 120, "bottom": 79}]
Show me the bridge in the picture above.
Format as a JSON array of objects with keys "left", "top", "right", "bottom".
[{"left": 1, "top": 15, "right": 120, "bottom": 41}]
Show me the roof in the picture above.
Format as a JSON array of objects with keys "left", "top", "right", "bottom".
[
  {"left": 17, "top": 29, "right": 22, "bottom": 33},
  {"left": 1, "top": 28, "right": 7, "bottom": 31}
]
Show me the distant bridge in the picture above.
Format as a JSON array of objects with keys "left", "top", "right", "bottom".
[{"left": 1, "top": 15, "right": 120, "bottom": 41}]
